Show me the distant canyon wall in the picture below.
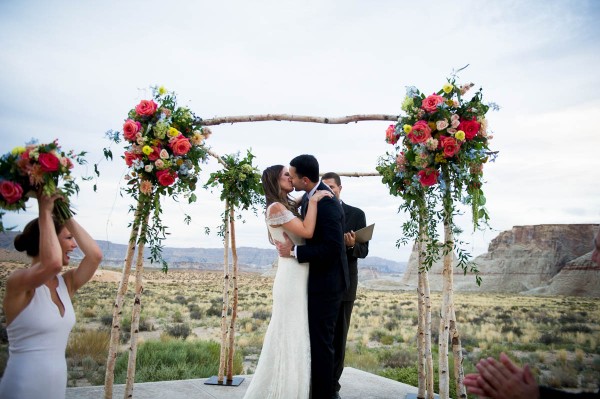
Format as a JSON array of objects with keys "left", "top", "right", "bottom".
[{"left": 401, "top": 224, "right": 600, "bottom": 297}]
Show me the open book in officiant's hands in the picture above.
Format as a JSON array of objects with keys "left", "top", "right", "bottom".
[{"left": 354, "top": 223, "right": 374, "bottom": 243}]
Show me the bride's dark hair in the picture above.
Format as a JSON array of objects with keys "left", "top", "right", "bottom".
[{"left": 261, "top": 165, "right": 299, "bottom": 217}]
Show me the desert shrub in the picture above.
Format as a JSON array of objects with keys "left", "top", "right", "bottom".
[
  {"left": 561, "top": 324, "right": 592, "bottom": 334},
  {"left": 174, "top": 295, "right": 188, "bottom": 305},
  {"left": 190, "top": 309, "right": 203, "bottom": 320},
  {"left": 113, "top": 339, "right": 243, "bottom": 383},
  {"left": 559, "top": 313, "right": 586, "bottom": 324},
  {"left": 252, "top": 309, "right": 271, "bottom": 320},
  {"left": 165, "top": 324, "right": 191, "bottom": 339},
  {"left": 100, "top": 314, "right": 114, "bottom": 327},
  {"left": 380, "top": 335, "right": 394, "bottom": 345},
  {"left": 544, "top": 364, "right": 579, "bottom": 388},
  {"left": 206, "top": 302, "right": 222, "bottom": 317},
  {"left": 379, "top": 349, "right": 417, "bottom": 368},
  {"left": 501, "top": 325, "right": 523, "bottom": 337},
  {"left": 384, "top": 319, "right": 399, "bottom": 331},
  {"left": 379, "top": 364, "right": 457, "bottom": 395},
  {"left": 539, "top": 332, "right": 564, "bottom": 346},
  {"left": 82, "top": 308, "right": 96, "bottom": 318},
  {"left": 66, "top": 329, "right": 110, "bottom": 363},
  {"left": 172, "top": 310, "right": 184, "bottom": 323}
]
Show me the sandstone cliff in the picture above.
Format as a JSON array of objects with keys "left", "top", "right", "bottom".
[{"left": 401, "top": 224, "right": 599, "bottom": 297}]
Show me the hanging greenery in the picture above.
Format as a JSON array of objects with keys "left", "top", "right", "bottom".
[{"left": 204, "top": 149, "right": 265, "bottom": 236}]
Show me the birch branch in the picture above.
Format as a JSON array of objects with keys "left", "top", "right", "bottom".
[
  {"left": 207, "top": 149, "right": 227, "bottom": 167},
  {"left": 199, "top": 114, "right": 398, "bottom": 126},
  {"left": 104, "top": 199, "right": 144, "bottom": 399}
]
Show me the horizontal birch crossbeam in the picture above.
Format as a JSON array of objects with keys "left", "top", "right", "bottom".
[{"left": 199, "top": 114, "right": 399, "bottom": 126}]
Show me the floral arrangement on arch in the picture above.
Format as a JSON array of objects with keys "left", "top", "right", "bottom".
[
  {"left": 204, "top": 150, "right": 265, "bottom": 237},
  {"left": 377, "top": 74, "right": 498, "bottom": 276},
  {"left": 104, "top": 86, "right": 210, "bottom": 270},
  {"left": 0, "top": 140, "right": 87, "bottom": 231}
]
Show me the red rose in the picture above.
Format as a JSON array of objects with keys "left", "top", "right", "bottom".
[
  {"left": 458, "top": 119, "right": 480, "bottom": 140},
  {"left": 38, "top": 152, "right": 60, "bottom": 172},
  {"left": 421, "top": 93, "right": 444, "bottom": 113},
  {"left": 123, "top": 119, "right": 141, "bottom": 141},
  {"left": 156, "top": 169, "right": 176, "bottom": 186},
  {"left": 135, "top": 100, "right": 158, "bottom": 117},
  {"left": 407, "top": 120, "right": 432, "bottom": 144},
  {"left": 124, "top": 151, "right": 142, "bottom": 167},
  {"left": 0, "top": 181, "right": 24, "bottom": 204},
  {"left": 385, "top": 125, "right": 398, "bottom": 145},
  {"left": 440, "top": 136, "right": 461, "bottom": 158},
  {"left": 147, "top": 146, "right": 161, "bottom": 161},
  {"left": 417, "top": 168, "right": 439, "bottom": 187},
  {"left": 169, "top": 135, "right": 191, "bottom": 156}
]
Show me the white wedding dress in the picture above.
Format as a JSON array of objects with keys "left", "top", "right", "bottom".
[{"left": 243, "top": 204, "right": 311, "bottom": 399}]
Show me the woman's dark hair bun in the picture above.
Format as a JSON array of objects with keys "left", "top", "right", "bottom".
[{"left": 13, "top": 233, "right": 28, "bottom": 252}]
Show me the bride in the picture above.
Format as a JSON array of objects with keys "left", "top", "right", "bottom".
[{"left": 243, "top": 164, "right": 332, "bottom": 399}]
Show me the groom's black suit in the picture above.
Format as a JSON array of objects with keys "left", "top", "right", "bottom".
[{"left": 297, "top": 181, "right": 349, "bottom": 399}]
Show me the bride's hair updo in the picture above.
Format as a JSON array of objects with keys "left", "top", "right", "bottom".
[
  {"left": 14, "top": 217, "right": 64, "bottom": 257},
  {"left": 262, "top": 165, "right": 299, "bottom": 217}
]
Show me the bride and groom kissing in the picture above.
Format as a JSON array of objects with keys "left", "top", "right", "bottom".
[{"left": 243, "top": 154, "right": 352, "bottom": 399}]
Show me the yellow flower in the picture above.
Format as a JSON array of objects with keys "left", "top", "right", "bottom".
[
  {"left": 445, "top": 99, "right": 454, "bottom": 106},
  {"left": 434, "top": 153, "right": 447, "bottom": 164},
  {"left": 142, "top": 145, "right": 153, "bottom": 155},
  {"left": 442, "top": 83, "right": 453, "bottom": 94},
  {"left": 158, "top": 86, "right": 167, "bottom": 95},
  {"left": 428, "top": 121, "right": 436, "bottom": 131},
  {"left": 176, "top": 159, "right": 184, "bottom": 166},
  {"left": 11, "top": 146, "right": 26, "bottom": 155},
  {"left": 168, "top": 127, "right": 180, "bottom": 137},
  {"left": 403, "top": 124, "right": 412, "bottom": 133},
  {"left": 455, "top": 130, "right": 466, "bottom": 141}
]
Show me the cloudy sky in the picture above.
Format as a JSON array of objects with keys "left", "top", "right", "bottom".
[{"left": 1, "top": 0, "right": 599, "bottom": 262}]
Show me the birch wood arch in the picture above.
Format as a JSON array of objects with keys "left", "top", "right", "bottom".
[{"left": 103, "top": 112, "right": 463, "bottom": 399}]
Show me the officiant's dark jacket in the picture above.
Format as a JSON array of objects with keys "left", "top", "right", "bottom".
[
  {"left": 297, "top": 182, "right": 350, "bottom": 295},
  {"left": 341, "top": 201, "right": 369, "bottom": 301}
]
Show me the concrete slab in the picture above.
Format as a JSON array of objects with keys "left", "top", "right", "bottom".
[{"left": 67, "top": 367, "right": 420, "bottom": 399}]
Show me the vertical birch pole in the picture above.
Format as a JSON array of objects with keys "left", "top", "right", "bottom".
[
  {"left": 226, "top": 206, "right": 239, "bottom": 381},
  {"left": 450, "top": 305, "right": 467, "bottom": 398},
  {"left": 417, "top": 204, "right": 434, "bottom": 399},
  {"left": 218, "top": 201, "right": 231, "bottom": 383},
  {"left": 124, "top": 200, "right": 152, "bottom": 399},
  {"left": 104, "top": 199, "right": 145, "bottom": 399},
  {"left": 438, "top": 200, "right": 453, "bottom": 399}
]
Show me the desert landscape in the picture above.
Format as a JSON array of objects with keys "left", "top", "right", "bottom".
[{"left": 1, "top": 252, "right": 599, "bottom": 395}]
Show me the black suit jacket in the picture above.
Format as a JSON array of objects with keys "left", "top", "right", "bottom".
[
  {"left": 341, "top": 201, "right": 369, "bottom": 301},
  {"left": 297, "top": 182, "right": 350, "bottom": 295}
]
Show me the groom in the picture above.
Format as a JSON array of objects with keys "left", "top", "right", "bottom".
[{"left": 276, "top": 154, "right": 349, "bottom": 399}]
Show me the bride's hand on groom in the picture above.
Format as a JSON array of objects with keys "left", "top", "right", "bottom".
[
  {"left": 275, "top": 233, "right": 294, "bottom": 257},
  {"left": 310, "top": 190, "right": 333, "bottom": 203}
]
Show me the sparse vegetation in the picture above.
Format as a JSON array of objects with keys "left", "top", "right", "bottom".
[{"left": 0, "top": 263, "right": 598, "bottom": 394}]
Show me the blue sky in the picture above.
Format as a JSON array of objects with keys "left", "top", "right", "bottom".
[{"left": 1, "top": 0, "right": 599, "bottom": 262}]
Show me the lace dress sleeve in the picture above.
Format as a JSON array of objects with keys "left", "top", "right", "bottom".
[{"left": 266, "top": 204, "right": 296, "bottom": 226}]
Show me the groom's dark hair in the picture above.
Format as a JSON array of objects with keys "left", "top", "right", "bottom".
[{"left": 290, "top": 154, "right": 319, "bottom": 183}]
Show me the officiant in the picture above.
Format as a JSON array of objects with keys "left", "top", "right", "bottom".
[{"left": 322, "top": 172, "right": 369, "bottom": 398}]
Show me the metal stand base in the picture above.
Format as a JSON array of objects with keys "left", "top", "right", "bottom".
[
  {"left": 405, "top": 394, "right": 440, "bottom": 399},
  {"left": 203, "top": 375, "right": 245, "bottom": 386}
]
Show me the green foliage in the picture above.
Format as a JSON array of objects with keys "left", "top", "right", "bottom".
[
  {"left": 113, "top": 339, "right": 243, "bottom": 383},
  {"left": 376, "top": 71, "right": 499, "bottom": 285},
  {"left": 204, "top": 149, "right": 265, "bottom": 238},
  {"left": 100, "top": 86, "right": 210, "bottom": 271}
]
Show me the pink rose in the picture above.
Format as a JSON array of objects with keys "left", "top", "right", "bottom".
[
  {"left": 140, "top": 180, "right": 153, "bottom": 195},
  {"left": 440, "top": 136, "right": 461, "bottom": 158},
  {"left": 38, "top": 152, "right": 60, "bottom": 172},
  {"left": 458, "top": 119, "right": 480, "bottom": 140},
  {"left": 436, "top": 120, "right": 449, "bottom": 131},
  {"left": 156, "top": 169, "right": 176, "bottom": 186},
  {"left": 0, "top": 181, "right": 24, "bottom": 204},
  {"left": 407, "top": 120, "right": 432, "bottom": 144},
  {"left": 169, "top": 135, "right": 191, "bottom": 156},
  {"left": 135, "top": 100, "right": 158, "bottom": 117},
  {"left": 417, "top": 168, "right": 439, "bottom": 187},
  {"left": 123, "top": 119, "right": 142, "bottom": 141},
  {"left": 385, "top": 125, "right": 398, "bottom": 145},
  {"left": 124, "top": 151, "right": 142, "bottom": 167},
  {"left": 421, "top": 94, "right": 444, "bottom": 113}
]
